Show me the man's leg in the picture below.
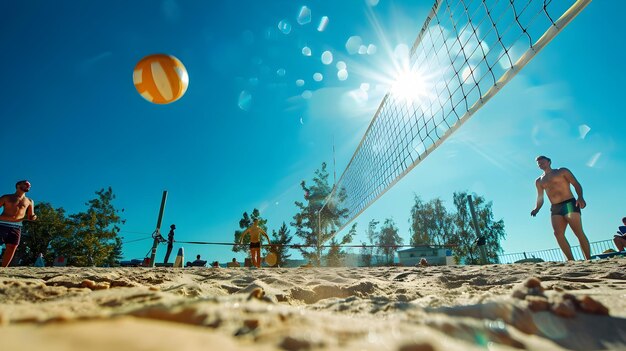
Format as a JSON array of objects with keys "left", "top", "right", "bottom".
[
  {"left": 1, "top": 244, "right": 18, "bottom": 267},
  {"left": 254, "top": 250, "right": 261, "bottom": 268},
  {"left": 251, "top": 249, "right": 258, "bottom": 267},
  {"left": 614, "top": 237, "right": 626, "bottom": 251},
  {"left": 551, "top": 215, "right": 574, "bottom": 260},
  {"left": 565, "top": 213, "right": 591, "bottom": 260},
  {"left": 163, "top": 245, "right": 173, "bottom": 264}
]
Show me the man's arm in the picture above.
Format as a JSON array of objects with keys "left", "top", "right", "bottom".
[
  {"left": 261, "top": 230, "right": 271, "bottom": 245},
  {"left": 531, "top": 179, "right": 544, "bottom": 216},
  {"left": 563, "top": 168, "right": 586, "bottom": 209},
  {"left": 27, "top": 199, "right": 37, "bottom": 221},
  {"left": 0, "top": 195, "right": 6, "bottom": 209},
  {"left": 239, "top": 229, "right": 249, "bottom": 244}
]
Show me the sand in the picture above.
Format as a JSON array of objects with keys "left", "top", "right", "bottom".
[{"left": 1, "top": 259, "right": 625, "bottom": 351}]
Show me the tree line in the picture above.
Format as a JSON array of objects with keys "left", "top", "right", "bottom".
[
  {"left": 12, "top": 162, "right": 505, "bottom": 267},
  {"left": 233, "top": 162, "right": 506, "bottom": 267},
  {"left": 12, "top": 187, "right": 124, "bottom": 267}
]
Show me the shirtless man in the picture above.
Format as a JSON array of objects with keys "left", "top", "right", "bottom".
[
  {"left": 530, "top": 156, "right": 590, "bottom": 260},
  {"left": 1, "top": 180, "right": 37, "bottom": 267},
  {"left": 239, "top": 219, "right": 270, "bottom": 268}
]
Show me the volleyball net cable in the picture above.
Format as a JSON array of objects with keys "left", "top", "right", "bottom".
[
  {"left": 174, "top": 240, "right": 454, "bottom": 249},
  {"left": 320, "top": 0, "right": 591, "bottom": 238}
]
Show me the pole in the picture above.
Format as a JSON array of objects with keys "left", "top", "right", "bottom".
[
  {"left": 467, "top": 194, "right": 487, "bottom": 265},
  {"left": 149, "top": 190, "right": 168, "bottom": 267}
]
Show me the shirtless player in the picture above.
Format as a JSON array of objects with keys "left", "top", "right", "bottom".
[
  {"left": 530, "top": 156, "right": 591, "bottom": 260},
  {"left": 239, "top": 219, "right": 270, "bottom": 268},
  {"left": 1, "top": 180, "right": 37, "bottom": 267}
]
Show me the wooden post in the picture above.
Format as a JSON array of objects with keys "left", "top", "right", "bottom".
[
  {"left": 149, "top": 190, "right": 168, "bottom": 267},
  {"left": 467, "top": 194, "right": 487, "bottom": 265}
]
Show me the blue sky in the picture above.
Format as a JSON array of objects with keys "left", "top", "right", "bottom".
[{"left": 1, "top": 0, "right": 624, "bottom": 263}]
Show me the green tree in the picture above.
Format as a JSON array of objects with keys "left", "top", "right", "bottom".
[
  {"left": 360, "top": 219, "right": 379, "bottom": 267},
  {"left": 266, "top": 222, "right": 293, "bottom": 267},
  {"left": 409, "top": 195, "right": 428, "bottom": 245},
  {"left": 409, "top": 196, "right": 454, "bottom": 246},
  {"left": 232, "top": 209, "right": 268, "bottom": 253},
  {"left": 16, "top": 202, "right": 71, "bottom": 266},
  {"left": 291, "top": 162, "right": 351, "bottom": 266},
  {"left": 325, "top": 223, "right": 356, "bottom": 266},
  {"left": 107, "top": 237, "right": 124, "bottom": 266},
  {"left": 428, "top": 198, "right": 454, "bottom": 246},
  {"left": 450, "top": 191, "right": 506, "bottom": 264},
  {"left": 376, "top": 218, "right": 403, "bottom": 265},
  {"left": 68, "top": 187, "right": 124, "bottom": 266}
]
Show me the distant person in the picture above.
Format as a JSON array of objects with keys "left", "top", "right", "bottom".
[
  {"left": 163, "top": 224, "right": 176, "bottom": 264},
  {"left": 211, "top": 260, "right": 220, "bottom": 268},
  {"left": 186, "top": 254, "right": 206, "bottom": 267},
  {"left": 1, "top": 180, "right": 37, "bottom": 267},
  {"left": 239, "top": 219, "right": 270, "bottom": 268},
  {"left": 530, "top": 156, "right": 591, "bottom": 260},
  {"left": 227, "top": 257, "right": 241, "bottom": 268},
  {"left": 613, "top": 217, "right": 626, "bottom": 251}
]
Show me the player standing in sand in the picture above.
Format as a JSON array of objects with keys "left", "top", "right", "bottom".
[
  {"left": 530, "top": 156, "right": 591, "bottom": 260},
  {"left": 1, "top": 180, "right": 37, "bottom": 267},
  {"left": 239, "top": 219, "right": 270, "bottom": 268},
  {"left": 163, "top": 224, "right": 176, "bottom": 264}
]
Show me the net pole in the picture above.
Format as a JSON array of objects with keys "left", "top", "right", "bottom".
[{"left": 149, "top": 190, "right": 168, "bottom": 267}]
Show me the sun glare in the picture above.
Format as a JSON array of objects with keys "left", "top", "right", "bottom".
[{"left": 390, "top": 67, "right": 432, "bottom": 104}]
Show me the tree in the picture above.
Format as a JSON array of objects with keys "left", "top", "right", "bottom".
[
  {"left": 107, "top": 237, "right": 124, "bottom": 267},
  {"left": 16, "top": 202, "right": 71, "bottom": 266},
  {"left": 428, "top": 198, "right": 455, "bottom": 246},
  {"left": 409, "top": 195, "right": 428, "bottom": 245},
  {"left": 360, "top": 219, "right": 379, "bottom": 267},
  {"left": 376, "top": 218, "right": 403, "bottom": 265},
  {"left": 449, "top": 191, "right": 506, "bottom": 264},
  {"left": 409, "top": 196, "right": 454, "bottom": 247},
  {"left": 232, "top": 209, "right": 268, "bottom": 253},
  {"left": 291, "top": 162, "right": 351, "bottom": 266},
  {"left": 325, "top": 223, "right": 356, "bottom": 266},
  {"left": 67, "top": 187, "right": 124, "bottom": 266},
  {"left": 267, "top": 222, "right": 293, "bottom": 267}
]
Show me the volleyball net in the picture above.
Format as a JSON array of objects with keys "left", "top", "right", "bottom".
[{"left": 322, "top": 0, "right": 591, "bottom": 236}]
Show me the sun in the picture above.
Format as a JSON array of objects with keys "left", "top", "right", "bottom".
[{"left": 390, "top": 66, "right": 432, "bottom": 104}]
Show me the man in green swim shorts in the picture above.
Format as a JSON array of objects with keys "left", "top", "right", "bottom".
[{"left": 530, "top": 156, "right": 591, "bottom": 260}]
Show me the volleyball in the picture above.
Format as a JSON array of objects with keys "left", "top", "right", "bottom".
[
  {"left": 265, "top": 252, "right": 277, "bottom": 267},
  {"left": 133, "top": 54, "right": 189, "bottom": 104}
]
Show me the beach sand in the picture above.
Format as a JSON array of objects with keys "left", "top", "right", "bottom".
[{"left": 1, "top": 259, "right": 625, "bottom": 350}]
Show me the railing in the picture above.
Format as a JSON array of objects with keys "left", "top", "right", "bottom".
[{"left": 498, "top": 239, "right": 616, "bottom": 263}]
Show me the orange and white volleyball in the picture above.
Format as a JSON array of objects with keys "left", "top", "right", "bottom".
[{"left": 133, "top": 54, "right": 189, "bottom": 104}]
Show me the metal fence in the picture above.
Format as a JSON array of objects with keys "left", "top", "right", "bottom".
[{"left": 497, "top": 239, "right": 616, "bottom": 263}]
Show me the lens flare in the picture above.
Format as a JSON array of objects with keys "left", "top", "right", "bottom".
[
  {"left": 317, "top": 16, "right": 329, "bottom": 32},
  {"left": 278, "top": 20, "right": 292, "bottom": 34},
  {"left": 297, "top": 6, "right": 311, "bottom": 25},
  {"left": 321, "top": 51, "right": 333, "bottom": 65}
]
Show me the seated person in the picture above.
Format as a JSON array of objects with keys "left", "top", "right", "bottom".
[
  {"left": 226, "top": 257, "right": 241, "bottom": 267},
  {"left": 211, "top": 260, "right": 220, "bottom": 268},
  {"left": 613, "top": 217, "right": 626, "bottom": 251},
  {"left": 186, "top": 254, "right": 207, "bottom": 267}
]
